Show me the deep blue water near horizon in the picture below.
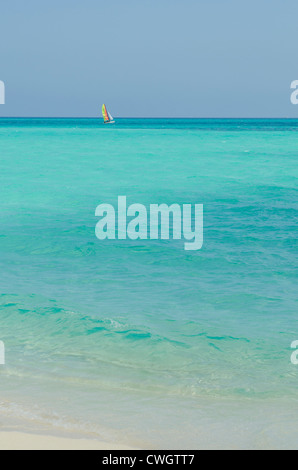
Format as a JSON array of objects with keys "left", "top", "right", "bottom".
[{"left": 0, "top": 118, "right": 297, "bottom": 448}]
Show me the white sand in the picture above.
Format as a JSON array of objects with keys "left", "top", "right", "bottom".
[{"left": 0, "top": 432, "right": 135, "bottom": 450}]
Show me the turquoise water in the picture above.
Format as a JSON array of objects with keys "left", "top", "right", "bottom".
[{"left": 0, "top": 118, "right": 297, "bottom": 448}]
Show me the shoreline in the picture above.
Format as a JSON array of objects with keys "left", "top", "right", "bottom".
[
  {"left": 2, "top": 395, "right": 298, "bottom": 449},
  {"left": 0, "top": 431, "right": 136, "bottom": 450}
]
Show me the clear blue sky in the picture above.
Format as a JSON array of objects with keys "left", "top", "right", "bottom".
[{"left": 0, "top": 0, "right": 297, "bottom": 117}]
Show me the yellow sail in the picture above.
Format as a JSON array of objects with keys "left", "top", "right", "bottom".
[{"left": 102, "top": 104, "right": 110, "bottom": 123}]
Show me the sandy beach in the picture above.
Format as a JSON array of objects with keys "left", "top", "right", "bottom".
[{"left": 0, "top": 432, "right": 135, "bottom": 450}]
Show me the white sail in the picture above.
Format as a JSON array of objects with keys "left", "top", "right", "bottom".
[{"left": 108, "top": 111, "right": 114, "bottom": 122}]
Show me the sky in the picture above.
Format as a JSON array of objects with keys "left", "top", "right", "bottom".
[{"left": 0, "top": 0, "right": 297, "bottom": 118}]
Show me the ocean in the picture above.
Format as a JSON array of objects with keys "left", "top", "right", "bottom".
[{"left": 0, "top": 118, "right": 297, "bottom": 449}]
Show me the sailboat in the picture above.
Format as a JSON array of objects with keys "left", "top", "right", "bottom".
[{"left": 102, "top": 104, "right": 115, "bottom": 124}]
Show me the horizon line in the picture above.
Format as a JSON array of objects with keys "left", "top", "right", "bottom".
[{"left": 0, "top": 116, "right": 297, "bottom": 120}]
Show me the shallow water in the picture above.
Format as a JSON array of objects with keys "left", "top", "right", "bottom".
[{"left": 0, "top": 118, "right": 297, "bottom": 448}]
